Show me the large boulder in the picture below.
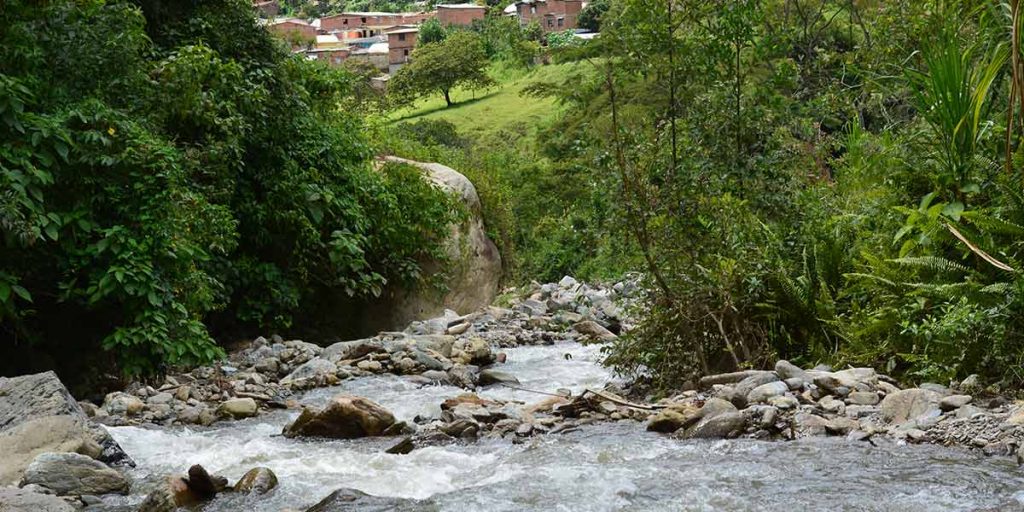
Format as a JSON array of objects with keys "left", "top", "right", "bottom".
[
  {"left": 304, "top": 488, "right": 423, "bottom": 512},
  {"left": 283, "top": 395, "right": 395, "bottom": 439},
  {"left": 21, "top": 452, "right": 130, "bottom": 496},
  {"left": 217, "top": 398, "right": 258, "bottom": 419},
  {"left": 0, "top": 486, "right": 75, "bottom": 512},
  {"left": 364, "top": 157, "right": 502, "bottom": 331},
  {"left": 0, "top": 372, "right": 131, "bottom": 485},
  {"left": 880, "top": 388, "right": 942, "bottom": 425},
  {"left": 137, "top": 465, "right": 227, "bottom": 512}
]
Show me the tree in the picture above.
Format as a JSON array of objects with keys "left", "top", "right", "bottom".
[
  {"left": 418, "top": 17, "right": 447, "bottom": 46},
  {"left": 390, "top": 31, "right": 495, "bottom": 107},
  {"left": 577, "top": 0, "right": 609, "bottom": 32}
]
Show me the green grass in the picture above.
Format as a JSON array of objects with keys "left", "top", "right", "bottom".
[{"left": 389, "top": 61, "right": 588, "bottom": 141}]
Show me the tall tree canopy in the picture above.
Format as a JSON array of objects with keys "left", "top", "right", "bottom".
[{"left": 391, "top": 31, "right": 496, "bottom": 106}]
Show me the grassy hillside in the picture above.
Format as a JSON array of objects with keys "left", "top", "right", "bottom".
[{"left": 389, "top": 61, "right": 588, "bottom": 141}]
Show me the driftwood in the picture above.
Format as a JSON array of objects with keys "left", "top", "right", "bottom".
[{"left": 579, "top": 388, "right": 666, "bottom": 411}]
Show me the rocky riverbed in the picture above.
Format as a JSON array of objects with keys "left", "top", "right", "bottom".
[{"left": 4, "top": 275, "right": 1024, "bottom": 511}]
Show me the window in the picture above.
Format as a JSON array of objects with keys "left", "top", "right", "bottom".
[
  {"left": 343, "top": 19, "right": 348, "bottom": 25},
  {"left": 403, "top": 49, "right": 409, "bottom": 56},
  {"left": 530, "top": 5, "right": 536, "bottom": 13},
  {"left": 361, "top": 17, "right": 367, "bottom": 23},
  {"left": 557, "top": 17, "right": 564, "bottom": 27},
  {"left": 547, "top": 18, "right": 553, "bottom": 27},
  {"left": 398, "top": 33, "right": 406, "bottom": 41}
]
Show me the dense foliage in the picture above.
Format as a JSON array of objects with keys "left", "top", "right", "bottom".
[
  {"left": 0, "top": 0, "right": 456, "bottom": 381},
  {"left": 386, "top": 0, "right": 1024, "bottom": 391}
]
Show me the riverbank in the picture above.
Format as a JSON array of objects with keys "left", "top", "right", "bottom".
[{"left": 4, "top": 275, "right": 1024, "bottom": 511}]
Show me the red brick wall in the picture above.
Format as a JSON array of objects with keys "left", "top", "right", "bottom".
[
  {"left": 321, "top": 12, "right": 434, "bottom": 32},
  {"left": 314, "top": 48, "right": 351, "bottom": 67},
  {"left": 387, "top": 31, "right": 417, "bottom": 65},
  {"left": 516, "top": 0, "right": 582, "bottom": 31},
  {"left": 437, "top": 6, "right": 486, "bottom": 26},
  {"left": 269, "top": 21, "right": 316, "bottom": 41}
]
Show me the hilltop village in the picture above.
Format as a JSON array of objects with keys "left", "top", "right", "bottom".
[{"left": 258, "top": 1, "right": 589, "bottom": 78}]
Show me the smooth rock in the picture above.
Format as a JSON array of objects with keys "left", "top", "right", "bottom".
[
  {"left": 283, "top": 395, "right": 395, "bottom": 439},
  {"left": 21, "top": 452, "right": 129, "bottom": 496},
  {"left": 572, "top": 321, "right": 617, "bottom": 341},
  {"left": 939, "top": 394, "right": 972, "bottom": 411},
  {"left": 280, "top": 358, "right": 338, "bottom": 389},
  {"left": 217, "top": 398, "right": 257, "bottom": 419},
  {"left": 0, "top": 486, "right": 75, "bottom": 512},
  {"left": 746, "top": 381, "right": 789, "bottom": 404},
  {"left": 304, "top": 488, "right": 421, "bottom": 512},
  {"left": 880, "top": 389, "right": 941, "bottom": 425},
  {"left": 233, "top": 467, "right": 277, "bottom": 495},
  {"left": 478, "top": 369, "right": 520, "bottom": 386},
  {"left": 679, "top": 412, "right": 746, "bottom": 439},
  {"left": 775, "top": 360, "right": 808, "bottom": 382}
]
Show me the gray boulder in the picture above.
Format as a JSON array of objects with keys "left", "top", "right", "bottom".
[
  {"left": 0, "top": 486, "right": 75, "bottom": 512},
  {"left": 22, "top": 452, "right": 129, "bottom": 496},
  {"left": 305, "top": 488, "right": 424, "bottom": 512},
  {"left": 0, "top": 372, "right": 131, "bottom": 485},
  {"left": 774, "top": 360, "right": 808, "bottom": 382},
  {"left": 478, "top": 369, "right": 520, "bottom": 386},
  {"left": 746, "top": 381, "right": 789, "bottom": 404},
  {"left": 280, "top": 358, "right": 338, "bottom": 389},
  {"left": 880, "top": 388, "right": 942, "bottom": 425},
  {"left": 678, "top": 412, "right": 746, "bottom": 439}
]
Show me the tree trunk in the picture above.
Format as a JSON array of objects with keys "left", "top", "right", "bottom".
[{"left": 443, "top": 88, "right": 452, "bottom": 107}]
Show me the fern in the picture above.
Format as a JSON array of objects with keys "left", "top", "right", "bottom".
[{"left": 888, "top": 256, "right": 971, "bottom": 274}]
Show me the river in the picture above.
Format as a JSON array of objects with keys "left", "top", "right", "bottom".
[{"left": 107, "top": 341, "right": 1024, "bottom": 511}]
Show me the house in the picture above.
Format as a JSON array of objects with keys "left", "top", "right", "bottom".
[
  {"left": 386, "top": 27, "right": 418, "bottom": 73},
  {"left": 437, "top": 4, "right": 487, "bottom": 26},
  {"left": 512, "top": 0, "right": 583, "bottom": 32},
  {"left": 320, "top": 11, "right": 434, "bottom": 40},
  {"left": 268, "top": 18, "right": 317, "bottom": 46},
  {"left": 307, "top": 47, "right": 352, "bottom": 67},
  {"left": 347, "top": 42, "right": 390, "bottom": 72}
]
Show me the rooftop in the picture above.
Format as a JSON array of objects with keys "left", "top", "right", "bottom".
[{"left": 437, "top": 3, "right": 486, "bottom": 8}]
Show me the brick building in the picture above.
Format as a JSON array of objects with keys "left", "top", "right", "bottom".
[
  {"left": 268, "top": 18, "right": 316, "bottom": 45},
  {"left": 321, "top": 11, "right": 433, "bottom": 39},
  {"left": 437, "top": 4, "right": 487, "bottom": 26},
  {"left": 386, "top": 28, "right": 418, "bottom": 73},
  {"left": 513, "top": 0, "right": 583, "bottom": 32}
]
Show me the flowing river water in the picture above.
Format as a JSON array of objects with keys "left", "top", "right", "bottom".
[{"left": 106, "top": 341, "right": 1024, "bottom": 511}]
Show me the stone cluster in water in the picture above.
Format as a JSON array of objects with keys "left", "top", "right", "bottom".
[
  {"left": 643, "top": 361, "right": 1024, "bottom": 462},
  {"left": 88, "top": 274, "right": 640, "bottom": 433}
]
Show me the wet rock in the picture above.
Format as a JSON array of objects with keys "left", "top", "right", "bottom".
[
  {"left": 440, "top": 418, "right": 480, "bottom": 438},
  {"left": 646, "top": 408, "right": 699, "bottom": 433},
  {"left": 450, "top": 338, "right": 492, "bottom": 366},
  {"left": 281, "top": 358, "right": 338, "bottom": 389},
  {"left": 0, "top": 372, "right": 131, "bottom": 485},
  {"left": 572, "top": 321, "right": 617, "bottom": 341},
  {"left": 678, "top": 412, "right": 746, "bottom": 439},
  {"left": 732, "top": 373, "right": 780, "bottom": 407},
  {"left": 794, "top": 413, "right": 831, "bottom": 436},
  {"left": 233, "top": 467, "right": 277, "bottom": 495},
  {"left": 447, "top": 365, "right": 478, "bottom": 389},
  {"left": 0, "top": 486, "right": 75, "bottom": 512},
  {"left": 186, "top": 464, "right": 226, "bottom": 499},
  {"left": 478, "top": 369, "right": 520, "bottom": 386},
  {"left": 21, "top": 452, "right": 129, "bottom": 496},
  {"left": 879, "top": 389, "right": 941, "bottom": 425},
  {"left": 283, "top": 395, "right": 395, "bottom": 439},
  {"left": 217, "top": 398, "right": 257, "bottom": 419},
  {"left": 102, "top": 392, "right": 144, "bottom": 417},
  {"left": 385, "top": 437, "right": 415, "bottom": 455},
  {"left": 137, "top": 475, "right": 204, "bottom": 512},
  {"left": 746, "top": 381, "right": 789, "bottom": 404},
  {"left": 321, "top": 339, "right": 386, "bottom": 363},
  {"left": 304, "top": 488, "right": 423, "bottom": 512},
  {"left": 939, "top": 394, "right": 972, "bottom": 411}
]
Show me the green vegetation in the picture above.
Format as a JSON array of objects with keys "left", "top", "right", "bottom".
[
  {"left": 391, "top": 32, "right": 496, "bottom": 107},
  {"left": 0, "top": 0, "right": 456, "bottom": 380}
]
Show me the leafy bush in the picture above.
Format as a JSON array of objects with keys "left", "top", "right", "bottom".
[{"left": 0, "top": 0, "right": 456, "bottom": 379}]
